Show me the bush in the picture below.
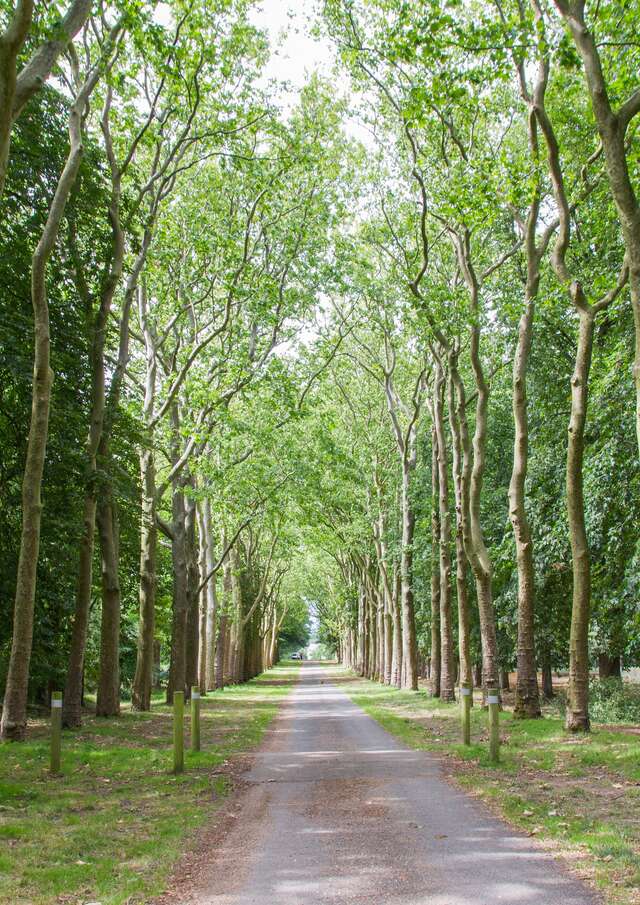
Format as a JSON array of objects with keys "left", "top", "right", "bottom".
[{"left": 589, "top": 678, "right": 640, "bottom": 724}]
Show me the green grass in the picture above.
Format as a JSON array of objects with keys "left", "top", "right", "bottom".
[
  {"left": 340, "top": 673, "right": 640, "bottom": 905},
  {"left": 0, "top": 663, "right": 299, "bottom": 905}
]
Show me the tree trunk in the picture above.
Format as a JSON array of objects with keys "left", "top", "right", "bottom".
[
  {"left": 1, "top": 80, "right": 88, "bottom": 740},
  {"left": 132, "top": 285, "right": 157, "bottom": 711},
  {"left": 185, "top": 496, "right": 199, "bottom": 694},
  {"left": 598, "top": 653, "right": 622, "bottom": 679},
  {"left": 357, "top": 585, "right": 365, "bottom": 676},
  {"left": 541, "top": 657, "right": 554, "bottom": 699},
  {"left": 223, "top": 612, "right": 232, "bottom": 683},
  {"left": 62, "top": 492, "right": 97, "bottom": 728},
  {"left": 197, "top": 503, "right": 208, "bottom": 693},
  {"left": 565, "top": 310, "right": 594, "bottom": 731},
  {"left": 65, "top": 140, "right": 125, "bottom": 727},
  {"left": 230, "top": 546, "right": 244, "bottom": 683},
  {"left": 201, "top": 500, "right": 217, "bottom": 691},
  {"left": 215, "top": 556, "right": 232, "bottom": 689},
  {"left": 449, "top": 231, "right": 500, "bottom": 699},
  {"left": 167, "top": 479, "right": 189, "bottom": 701},
  {"left": 96, "top": 491, "right": 121, "bottom": 716},
  {"left": 557, "top": 6, "right": 640, "bottom": 457},
  {"left": 216, "top": 614, "right": 227, "bottom": 689},
  {"left": 450, "top": 344, "right": 499, "bottom": 696},
  {"left": 447, "top": 360, "right": 472, "bottom": 691},
  {"left": 510, "top": 277, "right": 541, "bottom": 718},
  {"left": 433, "top": 360, "right": 455, "bottom": 702},
  {"left": 376, "top": 591, "right": 387, "bottom": 684},
  {"left": 153, "top": 640, "right": 161, "bottom": 688},
  {"left": 268, "top": 613, "right": 278, "bottom": 667},
  {"left": 363, "top": 590, "right": 371, "bottom": 678},
  {"left": 400, "top": 467, "right": 418, "bottom": 690},
  {"left": 430, "top": 431, "right": 441, "bottom": 698},
  {"left": 390, "top": 562, "right": 402, "bottom": 687},
  {"left": 0, "top": 2, "right": 33, "bottom": 199},
  {"left": 131, "top": 445, "right": 156, "bottom": 710},
  {"left": 384, "top": 610, "right": 392, "bottom": 685}
]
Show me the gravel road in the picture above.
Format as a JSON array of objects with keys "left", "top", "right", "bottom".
[{"left": 183, "top": 662, "right": 597, "bottom": 905}]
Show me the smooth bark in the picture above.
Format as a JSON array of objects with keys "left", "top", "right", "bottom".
[
  {"left": 432, "top": 358, "right": 455, "bottom": 701},
  {"left": 565, "top": 309, "right": 594, "bottom": 730},
  {"left": 390, "top": 562, "right": 402, "bottom": 687},
  {"left": 532, "top": 24, "right": 629, "bottom": 728},
  {"left": 1, "top": 0, "right": 93, "bottom": 198},
  {"left": 132, "top": 443, "right": 157, "bottom": 710},
  {"left": 95, "top": 491, "right": 121, "bottom": 716},
  {"left": 0, "top": 0, "right": 33, "bottom": 197},
  {"left": 447, "top": 357, "right": 472, "bottom": 690},
  {"left": 430, "top": 429, "right": 441, "bottom": 697},
  {"left": 449, "top": 318, "right": 499, "bottom": 695},
  {"left": 554, "top": 0, "right": 640, "bottom": 456}
]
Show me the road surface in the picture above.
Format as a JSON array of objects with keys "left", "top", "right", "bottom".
[{"left": 182, "top": 662, "right": 597, "bottom": 905}]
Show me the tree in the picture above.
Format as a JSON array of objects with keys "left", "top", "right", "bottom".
[{"left": 1, "top": 14, "right": 122, "bottom": 740}]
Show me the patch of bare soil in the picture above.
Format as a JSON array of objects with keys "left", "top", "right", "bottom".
[
  {"left": 150, "top": 696, "right": 295, "bottom": 904},
  {"left": 601, "top": 725, "right": 640, "bottom": 737},
  {"left": 325, "top": 674, "right": 363, "bottom": 685},
  {"left": 152, "top": 763, "right": 263, "bottom": 905}
]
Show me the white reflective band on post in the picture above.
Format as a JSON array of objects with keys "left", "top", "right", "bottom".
[
  {"left": 460, "top": 687, "right": 471, "bottom": 696},
  {"left": 487, "top": 695, "right": 499, "bottom": 705},
  {"left": 192, "top": 693, "right": 200, "bottom": 700},
  {"left": 51, "top": 699, "right": 62, "bottom": 708}
]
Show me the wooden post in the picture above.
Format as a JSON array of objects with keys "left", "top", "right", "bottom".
[
  {"left": 488, "top": 687, "right": 500, "bottom": 762},
  {"left": 173, "top": 691, "right": 184, "bottom": 774},
  {"left": 191, "top": 686, "right": 200, "bottom": 752},
  {"left": 460, "top": 683, "right": 471, "bottom": 745},
  {"left": 50, "top": 691, "right": 62, "bottom": 774}
]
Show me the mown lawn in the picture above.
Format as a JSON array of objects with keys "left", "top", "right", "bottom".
[
  {"left": 339, "top": 672, "right": 640, "bottom": 905},
  {"left": 0, "top": 663, "right": 299, "bottom": 905}
]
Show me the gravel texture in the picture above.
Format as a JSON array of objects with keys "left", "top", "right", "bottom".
[{"left": 179, "top": 663, "right": 598, "bottom": 905}]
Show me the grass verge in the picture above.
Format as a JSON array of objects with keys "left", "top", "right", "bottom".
[
  {"left": 0, "top": 662, "right": 299, "bottom": 905},
  {"left": 338, "top": 672, "right": 640, "bottom": 905}
]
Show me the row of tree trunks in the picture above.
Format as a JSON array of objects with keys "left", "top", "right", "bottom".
[{"left": 335, "top": 322, "right": 547, "bottom": 711}]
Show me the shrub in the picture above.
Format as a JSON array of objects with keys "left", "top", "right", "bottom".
[{"left": 589, "top": 678, "right": 640, "bottom": 724}]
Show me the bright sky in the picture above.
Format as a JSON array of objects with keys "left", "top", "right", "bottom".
[{"left": 251, "top": 0, "right": 336, "bottom": 92}]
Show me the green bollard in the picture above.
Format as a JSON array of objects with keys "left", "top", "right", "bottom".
[
  {"left": 50, "top": 691, "right": 62, "bottom": 774},
  {"left": 460, "top": 683, "right": 472, "bottom": 745},
  {"left": 191, "top": 686, "right": 200, "bottom": 752},
  {"left": 173, "top": 691, "right": 184, "bottom": 774},
  {"left": 488, "top": 687, "right": 500, "bottom": 763}
]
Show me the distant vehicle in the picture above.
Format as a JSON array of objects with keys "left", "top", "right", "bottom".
[{"left": 291, "top": 652, "right": 304, "bottom": 660}]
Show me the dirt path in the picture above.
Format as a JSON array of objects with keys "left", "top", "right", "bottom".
[{"left": 167, "top": 662, "right": 598, "bottom": 905}]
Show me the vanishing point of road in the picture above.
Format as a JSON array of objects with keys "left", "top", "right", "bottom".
[{"left": 179, "top": 662, "right": 597, "bottom": 905}]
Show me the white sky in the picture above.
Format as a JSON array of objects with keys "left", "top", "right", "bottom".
[{"left": 251, "top": 0, "right": 335, "bottom": 92}]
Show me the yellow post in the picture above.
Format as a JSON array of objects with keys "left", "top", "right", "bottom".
[
  {"left": 488, "top": 688, "right": 500, "bottom": 763},
  {"left": 191, "top": 686, "right": 200, "bottom": 752},
  {"left": 460, "top": 683, "right": 471, "bottom": 745},
  {"left": 173, "top": 691, "right": 184, "bottom": 774},
  {"left": 50, "top": 691, "right": 62, "bottom": 774}
]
